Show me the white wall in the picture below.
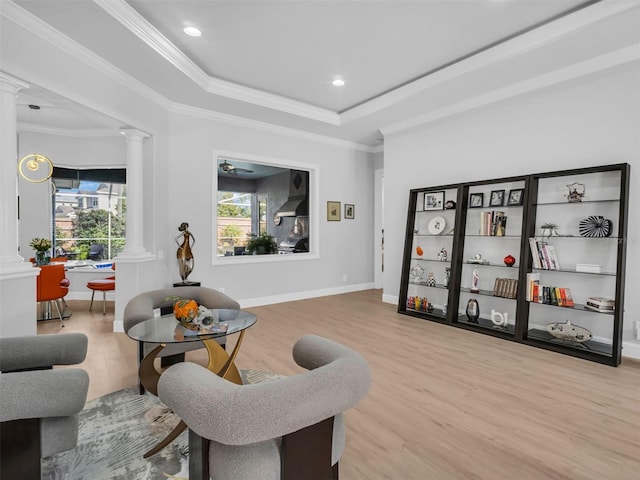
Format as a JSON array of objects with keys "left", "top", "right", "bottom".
[
  {"left": 166, "top": 112, "right": 376, "bottom": 303},
  {"left": 383, "top": 61, "right": 640, "bottom": 353}
]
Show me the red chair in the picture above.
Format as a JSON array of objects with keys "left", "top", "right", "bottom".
[
  {"left": 87, "top": 265, "right": 115, "bottom": 315},
  {"left": 36, "top": 264, "right": 70, "bottom": 326}
]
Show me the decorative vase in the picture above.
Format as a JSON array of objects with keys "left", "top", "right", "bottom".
[
  {"left": 466, "top": 299, "right": 480, "bottom": 323},
  {"left": 503, "top": 254, "right": 516, "bottom": 267},
  {"left": 443, "top": 267, "right": 451, "bottom": 288},
  {"left": 35, "top": 251, "right": 50, "bottom": 266}
]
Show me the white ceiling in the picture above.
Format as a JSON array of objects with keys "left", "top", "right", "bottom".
[{"left": 9, "top": 0, "right": 638, "bottom": 147}]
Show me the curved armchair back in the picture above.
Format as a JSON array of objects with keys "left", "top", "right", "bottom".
[
  {"left": 0, "top": 333, "right": 89, "bottom": 479},
  {"left": 123, "top": 286, "right": 239, "bottom": 332},
  {"left": 158, "top": 335, "right": 371, "bottom": 480}
]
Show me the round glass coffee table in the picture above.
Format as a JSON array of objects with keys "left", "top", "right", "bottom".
[{"left": 126, "top": 308, "right": 257, "bottom": 457}]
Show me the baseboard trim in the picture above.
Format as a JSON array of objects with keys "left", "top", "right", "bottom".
[
  {"left": 622, "top": 341, "right": 640, "bottom": 360},
  {"left": 382, "top": 293, "right": 399, "bottom": 306},
  {"left": 239, "top": 283, "right": 375, "bottom": 308}
]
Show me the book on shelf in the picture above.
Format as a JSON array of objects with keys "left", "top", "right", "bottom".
[
  {"left": 528, "top": 238, "right": 560, "bottom": 270},
  {"left": 542, "top": 244, "right": 560, "bottom": 270},
  {"left": 479, "top": 211, "right": 508, "bottom": 236},
  {"left": 563, "top": 288, "right": 575, "bottom": 307},
  {"left": 532, "top": 285, "right": 574, "bottom": 307},
  {"left": 528, "top": 238, "right": 542, "bottom": 269},
  {"left": 493, "top": 277, "right": 518, "bottom": 299},
  {"left": 526, "top": 273, "right": 540, "bottom": 301}
]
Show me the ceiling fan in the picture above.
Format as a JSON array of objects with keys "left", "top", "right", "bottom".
[{"left": 219, "top": 160, "right": 254, "bottom": 175}]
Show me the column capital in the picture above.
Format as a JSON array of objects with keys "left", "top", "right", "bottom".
[
  {"left": 120, "top": 128, "right": 150, "bottom": 141},
  {"left": 0, "top": 72, "right": 29, "bottom": 95}
]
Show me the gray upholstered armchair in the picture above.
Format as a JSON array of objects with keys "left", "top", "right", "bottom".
[
  {"left": 158, "top": 334, "right": 371, "bottom": 480},
  {"left": 0, "top": 333, "right": 89, "bottom": 479},
  {"left": 123, "top": 286, "right": 240, "bottom": 393}
]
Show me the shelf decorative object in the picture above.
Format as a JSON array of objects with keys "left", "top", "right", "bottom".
[
  {"left": 416, "top": 246, "right": 423, "bottom": 257},
  {"left": 470, "top": 268, "right": 480, "bottom": 293},
  {"left": 428, "top": 216, "right": 446, "bottom": 235},
  {"left": 578, "top": 216, "right": 612, "bottom": 238},
  {"left": 565, "top": 182, "right": 586, "bottom": 203},
  {"left": 503, "top": 254, "right": 516, "bottom": 267},
  {"left": 410, "top": 265, "right": 425, "bottom": 282},
  {"left": 466, "top": 299, "right": 480, "bottom": 322},
  {"left": 426, "top": 272, "right": 436, "bottom": 287},
  {"left": 546, "top": 320, "right": 592, "bottom": 343},
  {"left": 540, "top": 223, "right": 558, "bottom": 238},
  {"left": 443, "top": 267, "right": 451, "bottom": 287}
]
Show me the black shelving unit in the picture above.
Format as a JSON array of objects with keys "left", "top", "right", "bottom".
[{"left": 398, "top": 163, "right": 629, "bottom": 366}]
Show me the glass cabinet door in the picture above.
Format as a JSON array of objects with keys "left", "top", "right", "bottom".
[
  {"left": 525, "top": 168, "right": 625, "bottom": 360},
  {"left": 400, "top": 187, "right": 459, "bottom": 320},
  {"left": 455, "top": 179, "right": 527, "bottom": 336}
]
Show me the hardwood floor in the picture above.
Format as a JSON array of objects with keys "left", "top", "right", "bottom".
[{"left": 38, "top": 290, "right": 640, "bottom": 479}]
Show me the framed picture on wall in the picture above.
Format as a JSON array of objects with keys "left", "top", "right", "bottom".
[
  {"left": 345, "top": 204, "right": 355, "bottom": 219},
  {"left": 424, "top": 191, "right": 444, "bottom": 211},
  {"left": 469, "top": 192, "right": 484, "bottom": 208},
  {"left": 327, "top": 201, "right": 341, "bottom": 221}
]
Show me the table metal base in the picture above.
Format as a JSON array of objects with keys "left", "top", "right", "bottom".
[{"left": 139, "top": 331, "right": 246, "bottom": 458}]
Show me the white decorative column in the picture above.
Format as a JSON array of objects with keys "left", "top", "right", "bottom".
[
  {"left": 113, "top": 129, "right": 155, "bottom": 333},
  {"left": 0, "top": 73, "right": 39, "bottom": 337},
  {"left": 118, "top": 128, "right": 153, "bottom": 259}
]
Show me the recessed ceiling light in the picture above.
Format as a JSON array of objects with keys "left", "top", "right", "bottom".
[
  {"left": 332, "top": 77, "right": 345, "bottom": 87},
  {"left": 183, "top": 26, "right": 201, "bottom": 37}
]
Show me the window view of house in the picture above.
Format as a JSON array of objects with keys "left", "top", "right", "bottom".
[
  {"left": 53, "top": 171, "right": 126, "bottom": 261},
  {"left": 216, "top": 157, "right": 311, "bottom": 257}
]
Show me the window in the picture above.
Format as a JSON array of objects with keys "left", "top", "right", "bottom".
[
  {"left": 217, "top": 191, "right": 252, "bottom": 256},
  {"left": 52, "top": 168, "right": 126, "bottom": 261},
  {"left": 213, "top": 151, "right": 319, "bottom": 262}
]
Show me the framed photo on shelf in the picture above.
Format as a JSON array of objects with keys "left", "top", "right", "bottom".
[
  {"left": 469, "top": 192, "right": 484, "bottom": 208},
  {"left": 327, "top": 201, "right": 341, "bottom": 221},
  {"left": 489, "top": 190, "right": 505, "bottom": 207},
  {"left": 424, "top": 191, "right": 444, "bottom": 211},
  {"left": 344, "top": 204, "right": 355, "bottom": 219},
  {"left": 507, "top": 188, "right": 524, "bottom": 206}
]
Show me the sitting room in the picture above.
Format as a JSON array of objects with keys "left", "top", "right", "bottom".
[{"left": 1, "top": 1, "right": 639, "bottom": 479}]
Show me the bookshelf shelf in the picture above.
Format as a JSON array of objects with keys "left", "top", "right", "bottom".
[{"left": 398, "top": 163, "right": 629, "bottom": 366}]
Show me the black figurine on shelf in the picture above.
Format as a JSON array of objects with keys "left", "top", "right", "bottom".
[{"left": 466, "top": 299, "right": 480, "bottom": 323}]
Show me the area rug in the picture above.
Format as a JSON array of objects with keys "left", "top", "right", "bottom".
[
  {"left": 42, "top": 387, "right": 187, "bottom": 480},
  {"left": 42, "top": 370, "right": 285, "bottom": 480}
]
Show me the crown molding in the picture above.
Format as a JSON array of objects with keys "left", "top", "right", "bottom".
[
  {"left": 94, "top": 0, "right": 340, "bottom": 125},
  {"left": 1, "top": 1, "right": 172, "bottom": 111},
  {"left": 93, "top": 0, "right": 210, "bottom": 89},
  {"left": 204, "top": 76, "right": 340, "bottom": 125},
  {"left": 170, "top": 103, "right": 375, "bottom": 152},
  {"left": 18, "top": 122, "right": 122, "bottom": 137},
  {"left": 380, "top": 44, "right": 640, "bottom": 137},
  {"left": 342, "top": 0, "right": 639, "bottom": 124}
]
